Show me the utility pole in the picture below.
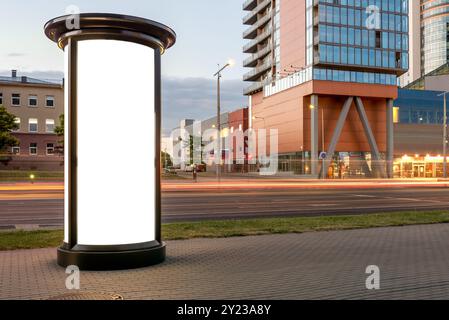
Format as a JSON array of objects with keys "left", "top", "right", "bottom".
[
  {"left": 322, "top": 108, "right": 325, "bottom": 179},
  {"left": 444, "top": 93, "right": 447, "bottom": 179},
  {"left": 438, "top": 92, "right": 448, "bottom": 179},
  {"left": 213, "top": 60, "right": 234, "bottom": 182},
  {"left": 217, "top": 70, "right": 221, "bottom": 181}
]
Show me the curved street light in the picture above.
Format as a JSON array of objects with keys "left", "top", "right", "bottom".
[{"left": 213, "top": 59, "right": 235, "bottom": 181}]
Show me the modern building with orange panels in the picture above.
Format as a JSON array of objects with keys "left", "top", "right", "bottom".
[{"left": 243, "top": 0, "right": 409, "bottom": 178}]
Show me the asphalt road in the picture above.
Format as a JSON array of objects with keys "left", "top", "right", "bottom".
[{"left": 1, "top": 186, "right": 449, "bottom": 229}]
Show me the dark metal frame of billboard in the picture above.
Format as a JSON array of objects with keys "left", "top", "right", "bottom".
[{"left": 44, "top": 13, "right": 176, "bottom": 270}]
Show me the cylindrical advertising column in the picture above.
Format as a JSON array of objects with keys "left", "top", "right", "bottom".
[{"left": 44, "top": 14, "right": 176, "bottom": 270}]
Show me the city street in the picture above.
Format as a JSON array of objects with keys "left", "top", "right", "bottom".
[{"left": 0, "top": 181, "right": 448, "bottom": 229}]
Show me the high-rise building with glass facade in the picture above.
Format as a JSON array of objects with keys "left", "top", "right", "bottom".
[
  {"left": 400, "top": 0, "right": 449, "bottom": 87},
  {"left": 244, "top": 0, "right": 409, "bottom": 95},
  {"left": 315, "top": 0, "right": 409, "bottom": 85},
  {"left": 243, "top": 0, "right": 409, "bottom": 178},
  {"left": 421, "top": 0, "right": 449, "bottom": 75}
]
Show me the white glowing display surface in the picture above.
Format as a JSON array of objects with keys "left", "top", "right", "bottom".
[{"left": 65, "top": 39, "right": 156, "bottom": 246}]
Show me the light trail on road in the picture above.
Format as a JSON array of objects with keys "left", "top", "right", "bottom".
[{"left": 0, "top": 181, "right": 448, "bottom": 229}]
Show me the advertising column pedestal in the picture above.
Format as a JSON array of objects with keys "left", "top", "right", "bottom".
[{"left": 44, "top": 13, "right": 176, "bottom": 270}]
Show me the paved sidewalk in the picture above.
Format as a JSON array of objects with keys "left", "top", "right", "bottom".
[{"left": 2, "top": 224, "right": 449, "bottom": 300}]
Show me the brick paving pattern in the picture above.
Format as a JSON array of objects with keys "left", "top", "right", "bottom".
[{"left": 2, "top": 224, "right": 449, "bottom": 300}]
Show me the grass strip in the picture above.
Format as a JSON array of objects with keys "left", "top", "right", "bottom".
[{"left": 1, "top": 210, "right": 449, "bottom": 250}]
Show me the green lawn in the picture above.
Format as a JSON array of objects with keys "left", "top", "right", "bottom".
[
  {"left": 0, "top": 170, "right": 63, "bottom": 182},
  {"left": 1, "top": 210, "right": 449, "bottom": 251}
]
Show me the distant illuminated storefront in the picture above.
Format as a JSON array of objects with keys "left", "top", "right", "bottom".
[
  {"left": 394, "top": 155, "right": 449, "bottom": 178},
  {"left": 392, "top": 89, "right": 448, "bottom": 178}
]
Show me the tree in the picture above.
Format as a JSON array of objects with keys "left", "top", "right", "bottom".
[
  {"left": 54, "top": 114, "right": 64, "bottom": 154},
  {"left": 162, "top": 151, "right": 173, "bottom": 168},
  {"left": 0, "top": 105, "right": 19, "bottom": 155},
  {"left": 55, "top": 114, "right": 64, "bottom": 136},
  {"left": 181, "top": 135, "right": 204, "bottom": 166}
]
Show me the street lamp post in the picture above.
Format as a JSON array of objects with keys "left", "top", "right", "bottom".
[
  {"left": 252, "top": 116, "right": 267, "bottom": 172},
  {"left": 321, "top": 108, "right": 325, "bottom": 179},
  {"left": 443, "top": 92, "right": 447, "bottom": 179},
  {"left": 213, "top": 60, "right": 234, "bottom": 181},
  {"left": 438, "top": 92, "right": 448, "bottom": 179}
]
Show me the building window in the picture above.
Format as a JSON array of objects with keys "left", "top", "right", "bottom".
[
  {"left": 28, "top": 95, "right": 38, "bottom": 107},
  {"left": 29, "top": 143, "right": 37, "bottom": 155},
  {"left": 11, "top": 94, "right": 20, "bottom": 106},
  {"left": 46, "top": 96, "right": 55, "bottom": 107},
  {"left": 29, "top": 118, "right": 38, "bottom": 133},
  {"left": 46, "top": 143, "right": 55, "bottom": 155},
  {"left": 12, "top": 146, "right": 20, "bottom": 155},
  {"left": 0, "top": 93, "right": 3, "bottom": 105},
  {"left": 46, "top": 119, "right": 55, "bottom": 133},
  {"left": 14, "top": 117, "right": 20, "bottom": 132}
]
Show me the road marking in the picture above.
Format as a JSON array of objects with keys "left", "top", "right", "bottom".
[
  {"left": 309, "top": 204, "right": 337, "bottom": 207},
  {"left": 378, "top": 196, "right": 447, "bottom": 204},
  {"left": 393, "top": 197, "right": 448, "bottom": 203},
  {"left": 353, "top": 195, "right": 377, "bottom": 198}
]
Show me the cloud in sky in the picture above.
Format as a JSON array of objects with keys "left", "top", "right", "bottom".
[
  {"left": 6, "top": 53, "right": 26, "bottom": 57},
  {"left": 162, "top": 77, "right": 248, "bottom": 135}
]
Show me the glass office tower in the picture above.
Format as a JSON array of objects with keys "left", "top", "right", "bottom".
[
  {"left": 421, "top": 0, "right": 449, "bottom": 75},
  {"left": 315, "top": 0, "right": 409, "bottom": 85}
]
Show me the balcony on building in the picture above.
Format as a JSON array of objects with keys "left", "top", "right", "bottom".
[
  {"left": 243, "top": 0, "right": 258, "bottom": 11},
  {"left": 243, "top": 81, "right": 264, "bottom": 96},
  {"left": 243, "top": 43, "right": 272, "bottom": 68},
  {"left": 243, "top": 58, "right": 272, "bottom": 82},
  {"left": 243, "top": 13, "right": 271, "bottom": 39},
  {"left": 243, "top": 27, "right": 272, "bottom": 53},
  {"left": 243, "top": 0, "right": 272, "bottom": 25}
]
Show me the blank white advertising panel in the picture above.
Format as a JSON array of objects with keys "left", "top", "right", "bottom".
[{"left": 73, "top": 39, "right": 156, "bottom": 246}]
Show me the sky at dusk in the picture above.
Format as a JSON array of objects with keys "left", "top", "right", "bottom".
[{"left": 0, "top": 0, "right": 249, "bottom": 134}]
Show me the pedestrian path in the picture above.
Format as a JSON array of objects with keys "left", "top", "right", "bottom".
[{"left": 2, "top": 224, "right": 449, "bottom": 300}]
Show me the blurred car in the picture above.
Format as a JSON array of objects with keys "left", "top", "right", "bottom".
[{"left": 164, "top": 166, "right": 177, "bottom": 174}]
